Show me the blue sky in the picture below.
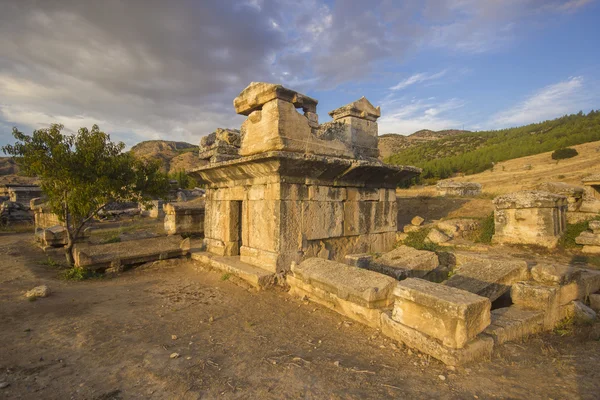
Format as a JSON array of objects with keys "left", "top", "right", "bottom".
[{"left": 1, "top": 0, "right": 599, "bottom": 148}]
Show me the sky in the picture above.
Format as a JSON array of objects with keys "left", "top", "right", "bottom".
[{"left": 1, "top": 0, "right": 599, "bottom": 148}]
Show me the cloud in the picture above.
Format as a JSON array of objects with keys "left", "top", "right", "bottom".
[
  {"left": 378, "top": 97, "right": 465, "bottom": 135},
  {"left": 0, "top": 0, "right": 594, "bottom": 147},
  {"left": 390, "top": 70, "right": 447, "bottom": 91},
  {"left": 489, "top": 76, "right": 591, "bottom": 127}
]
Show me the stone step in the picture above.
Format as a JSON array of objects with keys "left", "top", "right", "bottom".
[
  {"left": 191, "top": 251, "right": 274, "bottom": 289},
  {"left": 484, "top": 306, "right": 545, "bottom": 345}
]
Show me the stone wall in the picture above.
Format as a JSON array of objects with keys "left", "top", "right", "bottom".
[
  {"left": 492, "top": 191, "right": 567, "bottom": 248},
  {"left": 204, "top": 183, "right": 397, "bottom": 273}
]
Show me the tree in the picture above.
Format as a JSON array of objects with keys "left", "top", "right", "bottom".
[
  {"left": 2, "top": 124, "right": 170, "bottom": 265},
  {"left": 551, "top": 147, "right": 578, "bottom": 160}
]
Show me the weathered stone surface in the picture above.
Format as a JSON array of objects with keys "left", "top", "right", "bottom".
[
  {"left": 403, "top": 224, "right": 420, "bottom": 233},
  {"left": 234, "top": 82, "right": 318, "bottom": 116},
  {"left": 436, "top": 181, "right": 482, "bottom": 197},
  {"left": 492, "top": 191, "right": 567, "bottom": 248},
  {"left": 25, "top": 285, "right": 50, "bottom": 299},
  {"left": 582, "top": 245, "right": 600, "bottom": 254},
  {"left": 411, "top": 216, "right": 424, "bottom": 226},
  {"left": 344, "top": 253, "right": 373, "bottom": 269},
  {"left": 484, "top": 306, "right": 544, "bottom": 345},
  {"left": 575, "top": 231, "right": 600, "bottom": 246},
  {"left": 164, "top": 200, "right": 205, "bottom": 235},
  {"left": 437, "top": 219, "right": 480, "bottom": 238},
  {"left": 426, "top": 228, "right": 451, "bottom": 244},
  {"left": 191, "top": 252, "right": 274, "bottom": 289},
  {"left": 511, "top": 282, "right": 558, "bottom": 310},
  {"left": 530, "top": 263, "right": 578, "bottom": 285},
  {"left": 444, "top": 257, "right": 529, "bottom": 301},
  {"left": 536, "top": 182, "right": 585, "bottom": 211},
  {"left": 35, "top": 225, "right": 68, "bottom": 248},
  {"left": 590, "top": 293, "right": 600, "bottom": 313},
  {"left": 74, "top": 236, "right": 189, "bottom": 270},
  {"left": 381, "top": 313, "right": 494, "bottom": 366},
  {"left": 589, "top": 220, "right": 600, "bottom": 234},
  {"left": 290, "top": 258, "right": 396, "bottom": 309},
  {"left": 367, "top": 245, "right": 439, "bottom": 280},
  {"left": 569, "top": 300, "right": 597, "bottom": 322},
  {"left": 392, "top": 278, "right": 491, "bottom": 348},
  {"left": 328, "top": 97, "right": 381, "bottom": 121}
]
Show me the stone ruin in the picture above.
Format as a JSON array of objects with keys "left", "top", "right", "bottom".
[
  {"left": 190, "top": 82, "right": 420, "bottom": 274},
  {"left": 0, "top": 184, "right": 42, "bottom": 225},
  {"left": 199, "top": 128, "right": 241, "bottom": 163},
  {"left": 492, "top": 191, "right": 567, "bottom": 248},
  {"left": 436, "top": 180, "right": 482, "bottom": 197},
  {"left": 576, "top": 220, "right": 600, "bottom": 254}
]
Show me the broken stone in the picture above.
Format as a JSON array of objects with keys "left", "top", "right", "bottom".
[
  {"left": 437, "top": 219, "right": 480, "bottom": 238},
  {"left": 426, "top": 229, "right": 451, "bottom": 244},
  {"left": 484, "top": 306, "right": 545, "bottom": 345},
  {"left": 589, "top": 293, "right": 600, "bottom": 313},
  {"left": 170, "top": 353, "right": 180, "bottom": 359},
  {"left": 411, "top": 216, "right": 425, "bottom": 226},
  {"left": 25, "top": 285, "right": 50, "bottom": 299},
  {"left": 570, "top": 301, "right": 597, "bottom": 322},
  {"left": 530, "top": 263, "right": 578, "bottom": 285},
  {"left": 403, "top": 225, "right": 420, "bottom": 233},
  {"left": 392, "top": 278, "right": 491, "bottom": 349},
  {"left": 436, "top": 181, "right": 482, "bottom": 197}
]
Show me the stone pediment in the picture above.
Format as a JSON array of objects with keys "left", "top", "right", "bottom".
[{"left": 329, "top": 97, "right": 381, "bottom": 121}]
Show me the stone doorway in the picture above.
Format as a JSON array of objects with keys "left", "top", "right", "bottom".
[{"left": 231, "top": 200, "right": 243, "bottom": 256}]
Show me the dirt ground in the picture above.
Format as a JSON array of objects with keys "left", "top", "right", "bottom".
[{"left": 1, "top": 230, "right": 600, "bottom": 400}]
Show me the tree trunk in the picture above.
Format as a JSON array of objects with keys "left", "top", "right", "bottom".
[{"left": 65, "top": 238, "right": 75, "bottom": 266}]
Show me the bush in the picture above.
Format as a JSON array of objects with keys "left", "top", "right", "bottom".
[
  {"left": 403, "top": 228, "right": 440, "bottom": 251},
  {"left": 476, "top": 212, "right": 495, "bottom": 244},
  {"left": 551, "top": 147, "right": 578, "bottom": 160}
]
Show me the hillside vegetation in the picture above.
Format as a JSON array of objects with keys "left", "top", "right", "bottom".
[
  {"left": 378, "top": 129, "right": 470, "bottom": 158},
  {"left": 129, "top": 140, "right": 204, "bottom": 174},
  {"left": 386, "top": 111, "right": 600, "bottom": 180}
]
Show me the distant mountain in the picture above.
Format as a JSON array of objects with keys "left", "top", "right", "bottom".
[
  {"left": 378, "top": 129, "right": 470, "bottom": 159},
  {"left": 129, "top": 140, "right": 205, "bottom": 174},
  {"left": 386, "top": 110, "right": 600, "bottom": 180},
  {"left": 0, "top": 157, "right": 38, "bottom": 186}
]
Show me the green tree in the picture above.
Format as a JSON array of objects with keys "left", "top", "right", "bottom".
[{"left": 2, "top": 124, "right": 170, "bottom": 265}]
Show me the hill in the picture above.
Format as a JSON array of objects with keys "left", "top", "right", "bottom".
[
  {"left": 0, "top": 157, "right": 38, "bottom": 187},
  {"left": 386, "top": 110, "right": 600, "bottom": 180},
  {"left": 378, "top": 129, "right": 470, "bottom": 159},
  {"left": 398, "top": 140, "right": 600, "bottom": 197},
  {"left": 129, "top": 140, "right": 205, "bottom": 174}
]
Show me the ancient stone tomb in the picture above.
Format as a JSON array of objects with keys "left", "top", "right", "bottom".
[
  {"left": 492, "top": 191, "right": 567, "bottom": 248},
  {"left": 191, "top": 82, "right": 420, "bottom": 274}
]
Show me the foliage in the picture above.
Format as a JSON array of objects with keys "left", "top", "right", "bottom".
[
  {"left": 476, "top": 212, "right": 495, "bottom": 244},
  {"left": 62, "top": 266, "right": 88, "bottom": 281},
  {"left": 560, "top": 219, "right": 597, "bottom": 249},
  {"left": 169, "top": 169, "right": 197, "bottom": 189},
  {"left": 2, "top": 124, "right": 170, "bottom": 265},
  {"left": 403, "top": 228, "right": 440, "bottom": 252},
  {"left": 551, "top": 147, "right": 578, "bottom": 160},
  {"left": 386, "top": 110, "right": 600, "bottom": 180}
]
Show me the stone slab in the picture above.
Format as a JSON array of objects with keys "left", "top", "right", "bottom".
[
  {"left": 290, "top": 258, "right": 396, "bottom": 309},
  {"left": 191, "top": 252, "right": 274, "bottom": 289},
  {"left": 444, "top": 257, "right": 529, "bottom": 301},
  {"left": 531, "top": 263, "right": 579, "bottom": 285},
  {"left": 484, "top": 306, "right": 545, "bottom": 345},
  {"left": 381, "top": 313, "right": 494, "bottom": 366},
  {"left": 287, "top": 275, "right": 385, "bottom": 329},
  {"left": 575, "top": 231, "right": 600, "bottom": 246},
  {"left": 367, "top": 246, "right": 439, "bottom": 280},
  {"left": 74, "top": 236, "right": 189, "bottom": 270},
  {"left": 393, "top": 278, "right": 491, "bottom": 349}
]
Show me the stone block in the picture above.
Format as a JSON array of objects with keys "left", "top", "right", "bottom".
[
  {"left": 444, "top": 257, "right": 529, "bottom": 301},
  {"left": 372, "top": 201, "right": 396, "bottom": 234},
  {"left": 392, "top": 278, "right": 491, "bottom": 349},
  {"left": 247, "top": 200, "right": 278, "bottom": 252},
  {"left": 484, "top": 306, "right": 545, "bottom": 344},
  {"left": 302, "top": 201, "right": 344, "bottom": 240},
  {"left": 347, "top": 187, "right": 379, "bottom": 201},
  {"left": 531, "top": 263, "right": 579, "bottom": 285},
  {"left": 344, "top": 253, "right": 374, "bottom": 269},
  {"left": 582, "top": 245, "right": 600, "bottom": 254},
  {"left": 436, "top": 181, "right": 482, "bottom": 197},
  {"left": 575, "top": 231, "right": 600, "bottom": 246},
  {"left": 369, "top": 245, "right": 439, "bottom": 280},
  {"left": 411, "top": 216, "right": 424, "bottom": 226},
  {"left": 589, "top": 293, "right": 600, "bottom": 313},
  {"left": 511, "top": 282, "right": 558, "bottom": 310},
  {"left": 343, "top": 201, "right": 371, "bottom": 236},
  {"left": 403, "top": 225, "right": 420, "bottom": 233},
  {"left": 426, "top": 228, "right": 451, "bottom": 244},
  {"left": 307, "top": 185, "right": 346, "bottom": 202},
  {"left": 381, "top": 313, "right": 494, "bottom": 366}
]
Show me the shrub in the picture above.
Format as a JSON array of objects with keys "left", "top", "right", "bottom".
[
  {"left": 476, "top": 212, "right": 495, "bottom": 244},
  {"left": 551, "top": 147, "right": 578, "bottom": 160}
]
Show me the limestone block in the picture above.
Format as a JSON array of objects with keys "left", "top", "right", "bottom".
[
  {"left": 347, "top": 187, "right": 380, "bottom": 201},
  {"left": 590, "top": 220, "right": 600, "bottom": 234},
  {"left": 589, "top": 293, "right": 600, "bottom": 313},
  {"left": 436, "top": 181, "right": 482, "bottom": 197},
  {"left": 444, "top": 258, "right": 529, "bottom": 301},
  {"left": 372, "top": 201, "right": 397, "bottom": 234},
  {"left": 234, "top": 81, "right": 318, "bottom": 116},
  {"left": 484, "top": 306, "right": 545, "bottom": 345},
  {"left": 575, "top": 231, "right": 600, "bottom": 246},
  {"left": 307, "top": 185, "right": 346, "bottom": 202},
  {"left": 511, "top": 282, "right": 558, "bottom": 310},
  {"left": 240, "top": 246, "right": 279, "bottom": 272},
  {"left": 370, "top": 245, "right": 440, "bottom": 280},
  {"left": 403, "top": 225, "right": 420, "bottom": 233},
  {"left": 163, "top": 201, "right": 205, "bottom": 236},
  {"left": 411, "top": 216, "right": 425, "bottom": 226},
  {"left": 582, "top": 245, "right": 600, "bottom": 254},
  {"left": 302, "top": 201, "right": 344, "bottom": 240},
  {"left": 392, "top": 278, "right": 491, "bottom": 349},
  {"left": 343, "top": 201, "right": 371, "bottom": 236},
  {"left": 426, "top": 229, "right": 451, "bottom": 244},
  {"left": 291, "top": 258, "right": 396, "bottom": 309},
  {"left": 569, "top": 301, "right": 597, "bottom": 322},
  {"left": 437, "top": 219, "right": 480, "bottom": 238},
  {"left": 368, "top": 231, "right": 397, "bottom": 254},
  {"left": 247, "top": 200, "right": 278, "bottom": 252},
  {"left": 380, "top": 188, "right": 396, "bottom": 202},
  {"left": 344, "top": 253, "right": 374, "bottom": 269},
  {"left": 381, "top": 313, "right": 494, "bottom": 366},
  {"left": 530, "top": 263, "right": 578, "bottom": 285}
]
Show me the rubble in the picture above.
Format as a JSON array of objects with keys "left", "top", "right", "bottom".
[{"left": 436, "top": 181, "right": 482, "bottom": 197}]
